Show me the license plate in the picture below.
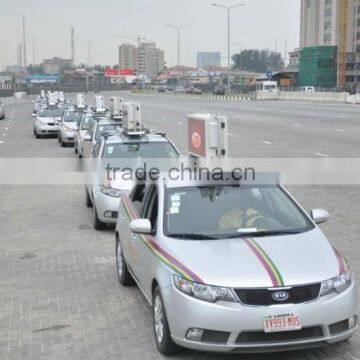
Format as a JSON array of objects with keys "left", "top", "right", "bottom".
[{"left": 264, "top": 314, "right": 302, "bottom": 333}]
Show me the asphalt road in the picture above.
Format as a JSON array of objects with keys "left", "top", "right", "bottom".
[{"left": 0, "top": 93, "right": 359, "bottom": 360}]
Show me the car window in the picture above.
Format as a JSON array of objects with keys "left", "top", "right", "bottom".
[
  {"left": 163, "top": 185, "right": 314, "bottom": 239},
  {"left": 95, "top": 124, "right": 121, "bottom": 141},
  {"left": 142, "top": 186, "right": 158, "bottom": 231},
  {"left": 91, "top": 141, "right": 101, "bottom": 158},
  {"left": 130, "top": 184, "right": 146, "bottom": 214},
  {"left": 103, "top": 141, "right": 178, "bottom": 159},
  {"left": 81, "top": 116, "right": 93, "bottom": 130}
]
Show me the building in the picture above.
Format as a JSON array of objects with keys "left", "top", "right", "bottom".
[
  {"left": 300, "top": 0, "right": 360, "bottom": 87},
  {"left": 289, "top": 48, "right": 301, "bottom": 67},
  {"left": 197, "top": 52, "right": 221, "bottom": 69},
  {"left": 298, "top": 46, "right": 337, "bottom": 88},
  {"left": 118, "top": 44, "right": 136, "bottom": 70},
  {"left": 42, "top": 57, "right": 72, "bottom": 75},
  {"left": 136, "top": 42, "right": 164, "bottom": 77},
  {"left": 118, "top": 42, "right": 164, "bottom": 77}
]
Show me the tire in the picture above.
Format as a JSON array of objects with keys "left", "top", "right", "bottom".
[
  {"left": 116, "top": 237, "right": 134, "bottom": 286},
  {"left": 93, "top": 204, "right": 105, "bottom": 230},
  {"left": 153, "top": 287, "right": 181, "bottom": 356},
  {"left": 75, "top": 147, "right": 78, "bottom": 154},
  {"left": 85, "top": 188, "right": 93, "bottom": 208},
  {"left": 61, "top": 140, "right": 66, "bottom": 147},
  {"left": 58, "top": 135, "right": 61, "bottom": 143},
  {"left": 34, "top": 128, "right": 40, "bottom": 139}
]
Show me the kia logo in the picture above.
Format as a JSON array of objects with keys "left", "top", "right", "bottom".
[{"left": 272, "top": 291, "right": 290, "bottom": 302}]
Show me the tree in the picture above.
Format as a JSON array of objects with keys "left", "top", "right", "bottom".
[{"left": 232, "top": 50, "right": 284, "bottom": 73}]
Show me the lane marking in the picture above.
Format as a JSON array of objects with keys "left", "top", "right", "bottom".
[
  {"left": 281, "top": 110, "right": 288, "bottom": 113},
  {"left": 293, "top": 123, "right": 300, "bottom": 127},
  {"left": 339, "top": 115, "right": 347, "bottom": 119},
  {"left": 236, "top": 115, "right": 243, "bottom": 119},
  {"left": 0, "top": 141, "right": 3, "bottom": 144},
  {"left": 335, "top": 128, "right": 344, "bottom": 133},
  {"left": 228, "top": 132, "right": 235, "bottom": 136},
  {"left": 316, "top": 152, "right": 329, "bottom": 158},
  {"left": 178, "top": 121, "right": 183, "bottom": 125},
  {"left": 2, "top": 133, "right": 6, "bottom": 136},
  {"left": 262, "top": 141, "right": 273, "bottom": 145}
]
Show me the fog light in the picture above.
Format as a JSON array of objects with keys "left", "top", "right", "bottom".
[
  {"left": 349, "top": 316, "right": 357, "bottom": 329},
  {"left": 186, "top": 328, "right": 204, "bottom": 341},
  {"left": 104, "top": 211, "right": 113, "bottom": 218}
]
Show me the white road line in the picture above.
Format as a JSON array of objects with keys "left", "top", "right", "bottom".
[
  {"left": 236, "top": 115, "right": 243, "bottom": 119},
  {"left": 178, "top": 121, "right": 183, "bottom": 125},
  {"left": 0, "top": 141, "right": 3, "bottom": 144},
  {"left": 293, "top": 123, "right": 300, "bottom": 127},
  {"left": 262, "top": 141, "right": 273, "bottom": 145},
  {"left": 228, "top": 132, "right": 235, "bottom": 136},
  {"left": 335, "top": 128, "right": 345, "bottom": 133},
  {"left": 281, "top": 110, "right": 288, "bottom": 113},
  {"left": 3, "top": 133, "right": 6, "bottom": 136},
  {"left": 339, "top": 115, "right": 347, "bottom": 119},
  {"left": 5, "top": 128, "right": 8, "bottom": 131},
  {"left": 316, "top": 152, "right": 329, "bottom": 158}
]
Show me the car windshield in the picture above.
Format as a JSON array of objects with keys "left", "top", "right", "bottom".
[
  {"left": 95, "top": 124, "right": 121, "bottom": 141},
  {"left": 164, "top": 185, "right": 314, "bottom": 240},
  {"left": 80, "top": 116, "right": 93, "bottom": 130},
  {"left": 63, "top": 112, "right": 83, "bottom": 123},
  {"left": 103, "top": 141, "right": 178, "bottom": 158},
  {"left": 39, "top": 108, "right": 64, "bottom": 117}
]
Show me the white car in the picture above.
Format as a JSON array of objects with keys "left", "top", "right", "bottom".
[
  {"left": 34, "top": 107, "right": 64, "bottom": 138},
  {"left": 75, "top": 113, "right": 96, "bottom": 157}
]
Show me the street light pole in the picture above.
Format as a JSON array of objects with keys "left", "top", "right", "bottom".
[
  {"left": 165, "top": 24, "right": 190, "bottom": 67},
  {"left": 212, "top": 3, "right": 245, "bottom": 95}
]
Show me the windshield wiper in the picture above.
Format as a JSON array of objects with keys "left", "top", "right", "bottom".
[
  {"left": 224, "top": 230, "right": 302, "bottom": 239},
  {"left": 167, "top": 233, "right": 217, "bottom": 240}
]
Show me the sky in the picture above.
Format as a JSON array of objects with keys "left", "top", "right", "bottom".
[{"left": 0, "top": 0, "right": 301, "bottom": 70}]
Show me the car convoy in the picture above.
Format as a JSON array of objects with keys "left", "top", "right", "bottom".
[{"left": 31, "top": 90, "right": 358, "bottom": 356}]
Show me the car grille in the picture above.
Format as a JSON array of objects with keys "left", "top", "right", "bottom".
[
  {"left": 47, "top": 123, "right": 55, "bottom": 126},
  {"left": 235, "top": 326, "right": 324, "bottom": 344},
  {"left": 329, "top": 320, "right": 350, "bottom": 335},
  {"left": 234, "top": 284, "right": 321, "bottom": 306}
]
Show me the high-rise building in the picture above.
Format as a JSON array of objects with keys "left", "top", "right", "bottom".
[
  {"left": 118, "top": 44, "right": 137, "bottom": 70},
  {"left": 136, "top": 42, "right": 164, "bottom": 77},
  {"left": 300, "top": 0, "right": 360, "bottom": 86},
  {"left": 118, "top": 42, "right": 164, "bottom": 77},
  {"left": 197, "top": 52, "right": 221, "bottom": 69}
]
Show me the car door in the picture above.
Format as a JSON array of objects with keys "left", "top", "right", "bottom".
[
  {"left": 132, "top": 185, "right": 158, "bottom": 292},
  {"left": 119, "top": 184, "right": 147, "bottom": 281},
  {"left": 83, "top": 120, "right": 96, "bottom": 158}
]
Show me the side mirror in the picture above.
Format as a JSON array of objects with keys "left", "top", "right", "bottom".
[
  {"left": 311, "top": 209, "right": 330, "bottom": 224},
  {"left": 32, "top": 113, "right": 36, "bottom": 117},
  {"left": 83, "top": 134, "right": 91, "bottom": 141},
  {"left": 129, "top": 219, "right": 152, "bottom": 234}
]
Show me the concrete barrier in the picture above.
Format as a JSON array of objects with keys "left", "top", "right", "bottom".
[
  {"left": 346, "top": 94, "right": 360, "bottom": 104},
  {"left": 278, "top": 91, "right": 347, "bottom": 103}
]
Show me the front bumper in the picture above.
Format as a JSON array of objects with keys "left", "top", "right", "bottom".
[
  {"left": 61, "top": 129, "right": 76, "bottom": 143},
  {"left": 35, "top": 122, "right": 60, "bottom": 135},
  {"left": 163, "top": 282, "right": 358, "bottom": 353},
  {"left": 92, "top": 188, "right": 121, "bottom": 224}
]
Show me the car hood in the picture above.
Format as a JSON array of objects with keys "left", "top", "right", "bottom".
[
  {"left": 162, "top": 228, "right": 343, "bottom": 288},
  {"left": 62, "top": 122, "right": 78, "bottom": 130}
]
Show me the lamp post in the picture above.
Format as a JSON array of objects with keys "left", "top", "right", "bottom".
[
  {"left": 165, "top": 24, "right": 190, "bottom": 67},
  {"left": 212, "top": 3, "right": 245, "bottom": 94}
]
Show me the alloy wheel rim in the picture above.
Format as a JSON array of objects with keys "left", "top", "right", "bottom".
[{"left": 154, "top": 295, "right": 164, "bottom": 344}]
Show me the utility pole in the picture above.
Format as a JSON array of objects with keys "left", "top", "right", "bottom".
[
  {"left": 212, "top": 3, "right": 245, "bottom": 95},
  {"left": 71, "top": 27, "right": 75, "bottom": 65},
  {"left": 22, "top": 15, "right": 27, "bottom": 69},
  {"left": 165, "top": 24, "right": 190, "bottom": 67}
]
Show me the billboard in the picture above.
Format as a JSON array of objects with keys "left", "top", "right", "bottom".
[
  {"left": 26, "top": 75, "right": 59, "bottom": 84},
  {"left": 104, "top": 68, "right": 135, "bottom": 77}
]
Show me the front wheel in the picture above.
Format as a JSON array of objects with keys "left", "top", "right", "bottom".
[
  {"left": 93, "top": 204, "right": 105, "bottom": 230},
  {"left": 116, "top": 238, "right": 134, "bottom": 286},
  {"left": 153, "top": 287, "right": 181, "bottom": 356}
]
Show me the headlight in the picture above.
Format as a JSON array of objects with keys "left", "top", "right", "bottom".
[
  {"left": 63, "top": 125, "right": 71, "bottom": 132},
  {"left": 99, "top": 185, "right": 123, "bottom": 198},
  {"left": 320, "top": 271, "right": 353, "bottom": 296},
  {"left": 173, "top": 275, "right": 237, "bottom": 303}
]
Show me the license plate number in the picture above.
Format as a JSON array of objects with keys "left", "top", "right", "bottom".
[{"left": 264, "top": 314, "right": 302, "bottom": 333}]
